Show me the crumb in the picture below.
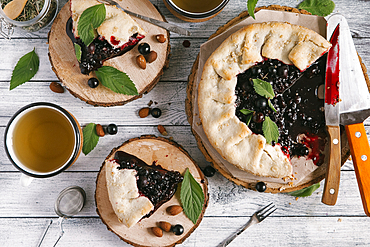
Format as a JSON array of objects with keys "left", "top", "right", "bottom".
[
  {"left": 294, "top": 177, "right": 297, "bottom": 180},
  {"left": 148, "top": 100, "right": 153, "bottom": 106},
  {"left": 154, "top": 101, "right": 158, "bottom": 105},
  {"left": 348, "top": 156, "right": 352, "bottom": 161},
  {"left": 295, "top": 172, "right": 298, "bottom": 174},
  {"left": 289, "top": 202, "right": 292, "bottom": 205},
  {"left": 295, "top": 197, "right": 299, "bottom": 201},
  {"left": 169, "top": 136, "right": 174, "bottom": 141},
  {"left": 288, "top": 182, "right": 294, "bottom": 186},
  {"left": 337, "top": 218, "right": 342, "bottom": 222}
]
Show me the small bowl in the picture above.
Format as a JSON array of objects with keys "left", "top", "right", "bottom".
[{"left": 163, "top": 0, "right": 229, "bottom": 22}]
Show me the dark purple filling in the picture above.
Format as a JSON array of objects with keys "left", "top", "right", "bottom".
[
  {"left": 66, "top": 18, "right": 144, "bottom": 75},
  {"left": 235, "top": 56, "right": 327, "bottom": 165},
  {"left": 113, "top": 151, "right": 183, "bottom": 214}
]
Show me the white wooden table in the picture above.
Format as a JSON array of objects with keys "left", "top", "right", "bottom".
[{"left": 1, "top": 0, "right": 370, "bottom": 246}]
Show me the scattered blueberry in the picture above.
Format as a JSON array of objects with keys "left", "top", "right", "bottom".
[
  {"left": 151, "top": 108, "right": 162, "bottom": 118},
  {"left": 88, "top": 78, "right": 99, "bottom": 88},
  {"left": 106, "top": 124, "right": 118, "bottom": 135},
  {"left": 203, "top": 166, "right": 216, "bottom": 177},
  {"left": 171, "top": 224, "right": 184, "bottom": 235},
  {"left": 255, "top": 181, "right": 266, "bottom": 192},
  {"left": 138, "top": 43, "right": 151, "bottom": 55},
  {"left": 255, "top": 97, "right": 268, "bottom": 109}
]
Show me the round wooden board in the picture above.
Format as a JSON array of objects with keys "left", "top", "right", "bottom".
[
  {"left": 95, "top": 135, "right": 209, "bottom": 247},
  {"left": 48, "top": 0, "right": 170, "bottom": 106},
  {"left": 186, "top": 5, "right": 370, "bottom": 193}
]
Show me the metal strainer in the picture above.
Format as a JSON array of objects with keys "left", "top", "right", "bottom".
[{"left": 37, "top": 186, "right": 86, "bottom": 247}]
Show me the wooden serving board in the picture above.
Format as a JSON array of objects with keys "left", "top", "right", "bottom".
[
  {"left": 48, "top": 0, "right": 170, "bottom": 106},
  {"left": 186, "top": 5, "right": 370, "bottom": 193},
  {"left": 95, "top": 136, "right": 209, "bottom": 247}
]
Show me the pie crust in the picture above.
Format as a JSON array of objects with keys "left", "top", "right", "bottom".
[{"left": 198, "top": 22, "right": 331, "bottom": 178}]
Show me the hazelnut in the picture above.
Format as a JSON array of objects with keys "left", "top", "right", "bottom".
[
  {"left": 157, "top": 125, "right": 168, "bottom": 136},
  {"left": 49, "top": 82, "right": 64, "bottom": 93},
  {"left": 146, "top": 51, "right": 157, "bottom": 63},
  {"left": 151, "top": 227, "right": 163, "bottom": 237},
  {"left": 139, "top": 107, "right": 150, "bottom": 118},
  {"left": 167, "top": 205, "right": 183, "bottom": 216},
  {"left": 158, "top": 221, "right": 172, "bottom": 232},
  {"left": 96, "top": 124, "right": 105, "bottom": 137},
  {"left": 156, "top": 34, "right": 166, "bottom": 43},
  {"left": 136, "top": 55, "right": 146, "bottom": 69}
]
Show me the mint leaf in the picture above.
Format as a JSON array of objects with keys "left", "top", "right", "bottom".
[
  {"left": 262, "top": 116, "right": 279, "bottom": 144},
  {"left": 287, "top": 183, "right": 320, "bottom": 197},
  {"left": 240, "top": 109, "right": 255, "bottom": 125},
  {"left": 95, "top": 66, "right": 138, "bottom": 95},
  {"left": 298, "top": 0, "right": 335, "bottom": 16},
  {"left": 74, "top": 43, "right": 82, "bottom": 62},
  {"left": 247, "top": 0, "right": 259, "bottom": 19},
  {"left": 10, "top": 48, "right": 39, "bottom": 90},
  {"left": 82, "top": 123, "right": 99, "bottom": 155},
  {"left": 240, "top": 109, "right": 255, "bottom": 115},
  {"left": 77, "top": 4, "right": 106, "bottom": 46},
  {"left": 180, "top": 168, "right": 205, "bottom": 224},
  {"left": 253, "top": 79, "right": 275, "bottom": 99},
  {"left": 268, "top": 99, "right": 277, "bottom": 112}
]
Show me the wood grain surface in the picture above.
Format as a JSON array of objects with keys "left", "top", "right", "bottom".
[{"left": 1, "top": 0, "right": 370, "bottom": 246}]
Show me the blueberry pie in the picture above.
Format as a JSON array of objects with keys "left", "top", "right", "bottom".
[
  {"left": 105, "top": 151, "right": 183, "bottom": 228},
  {"left": 69, "top": 0, "right": 146, "bottom": 74},
  {"left": 198, "top": 22, "right": 331, "bottom": 178}
]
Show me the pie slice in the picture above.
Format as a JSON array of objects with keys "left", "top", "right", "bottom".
[
  {"left": 198, "top": 22, "right": 332, "bottom": 178},
  {"left": 69, "top": 0, "right": 146, "bottom": 74},
  {"left": 105, "top": 151, "right": 183, "bottom": 228}
]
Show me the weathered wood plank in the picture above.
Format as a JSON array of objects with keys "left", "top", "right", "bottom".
[
  {"left": 0, "top": 171, "right": 366, "bottom": 217},
  {"left": 2, "top": 0, "right": 370, "bottom": 39},
  {"left": 0, "top": 216, "right": 369, "bottom": 246}
]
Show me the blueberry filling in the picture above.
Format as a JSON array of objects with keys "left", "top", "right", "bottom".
[
  {"left": 113, "top": 151, "right": 183, "bottom": 215},
  {"left": 235, "top": 57, "right": 327, "bottom": 165},
  {"left": 66, "top": 18, "right": 144, "bottom": 75}
]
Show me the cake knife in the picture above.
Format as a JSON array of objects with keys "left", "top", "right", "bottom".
[{"left": 322, "top": 18, "right": 341, "bottom": 206}]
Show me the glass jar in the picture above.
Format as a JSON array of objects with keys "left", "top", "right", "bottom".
[{"left": 0, "top": 0, "right": 58, "bottom": 39}]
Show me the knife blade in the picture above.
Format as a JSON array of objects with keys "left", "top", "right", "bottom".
[
  {"left": 322, "top": 20, "right": 341, "bottom": 206},
  {"left": 335, "top": 14, "right": 370, "bottom": 216}
]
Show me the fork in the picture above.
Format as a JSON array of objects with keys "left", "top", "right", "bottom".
[
  {"left": 217, "top": 202, "right": 277, "bottom": 247},
  {"left": 96, "top": 0, "right": 191, "bottom": 36}
]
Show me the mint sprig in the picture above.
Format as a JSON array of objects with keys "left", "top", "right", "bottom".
[
  {"left": 82, "top": 123, "right": 100, "bottom": 155},
  {"left": 240, "top": 109, "right": 255, "bottom": 125},
  {"left": 298, "top": 0, "right": 335, "bottom": 16},
  {"left": 77, "top": 4, "right": 106, "bottom": 46},
  {"left": 10, "top": 48, "right": 39, "bottom": 90},
  {"left": 262, "top": 116, "right": 279, "bottom": 144},
  {"left": 95, "top": 66, "right": 138, "bottom": 95},
  {"left": 74, "top": 43, "right": 82, "bottom": 62},
  {"left": 247, "top": 0, "right": 258, "bottom": 19},
  {"left": 287, "top": 183, "right": 320, "bottom": 197},
  {"left": 180, "top": 168, "right": 205, "bottom": 224}
]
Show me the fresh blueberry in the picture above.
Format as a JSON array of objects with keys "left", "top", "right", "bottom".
[
  {"left": 106, "top": 124, "right": 118, "bottom": 135},
  {"left": 138, "top": 43, "right": 151, "bottom": 55},
  {"left": 255, "top": 181, "right": 266, "bottom": 192},
  {"left": 88, "top": 78, "right": 99, "bottom": 88},
  {"left": 203, "top": 166, "right": 216, "bottom": 177},
  {"left": 171, "top": 224, "right": 184, "bottom": 235},
  {"left": 151, "top": 108, "right": 162, "bottom": 118}
]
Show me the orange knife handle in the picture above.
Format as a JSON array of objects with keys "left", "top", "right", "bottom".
[
  {"left": 345, "top": 123, "right": 370, "bottom": 216},
  {"left": 322, "top": 125, "right": 341, "bottom": 205}
]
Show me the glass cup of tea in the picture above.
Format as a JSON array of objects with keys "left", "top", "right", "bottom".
[{"left": 4, "top": 102, "right": 83, "bottom": 186}]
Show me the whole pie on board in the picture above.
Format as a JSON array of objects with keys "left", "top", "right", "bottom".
[{"left": 198, "top": 21, "right": 332, "bottom": 178}]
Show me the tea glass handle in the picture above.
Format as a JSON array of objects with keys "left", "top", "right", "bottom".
[
  {"left": 0, "top": 17, "right": 14, "bottom": 39},
  {"left": 20, "top": 173, "right": 33, "bottom": 186}
]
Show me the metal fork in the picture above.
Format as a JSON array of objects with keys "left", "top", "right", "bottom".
[
  {"left": 96, "top": 0, "right": 191, "bottom": 36},
  {"left": 217, "top": 203, "right": 277, "bottom": 247}
]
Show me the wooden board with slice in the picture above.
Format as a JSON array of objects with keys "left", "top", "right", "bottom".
[
  {"left": 48, "top": 0, "right": 170, "bottom": 106},
  {"left": 185, "top": 5, "right": 370, "bottom": 193},
  {"left": 95, "top": 135, "right": 208, "bottom": 247}
]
